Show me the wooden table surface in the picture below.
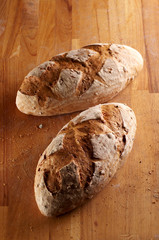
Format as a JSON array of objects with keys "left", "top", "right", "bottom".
[{"left": 1, "top": 0, "right": 159, "bottom": 239}]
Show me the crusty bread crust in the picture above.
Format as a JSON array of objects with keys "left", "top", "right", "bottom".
[
  {"left": 34, "top": 103, "right": 136, "bottom": 216},
  {"left": 16, "top": 43, "right": 143, "bottom": 116}
]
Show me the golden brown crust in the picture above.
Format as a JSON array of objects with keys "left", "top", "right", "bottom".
[
  {"left": 20, "top": 45, "right": 110, "bottom": 98},
  {"left": 101, "top": 105, "right": 126, "bottom": 154},
  {"left": 34, "top": 103, "right": 137, "bottom": 216},
  {"left": 16, "top": 43, "right": 143, "bottom": 116}
]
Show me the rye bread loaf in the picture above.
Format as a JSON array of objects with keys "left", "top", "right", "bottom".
[
  {"left": 34, "top": 103, "right": 136, "bottom": 216},
  {"left": 16, "top": 43, "right": 143, "bottom": 116}
]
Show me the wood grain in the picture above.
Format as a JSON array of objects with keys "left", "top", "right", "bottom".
[{"left": 0, "top": 0, "right": 159, "bottom": 239}]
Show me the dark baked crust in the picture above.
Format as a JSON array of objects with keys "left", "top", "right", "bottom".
[
  {"left": 16, "top": 43, "right": 143, "bottom": 116},
  {"left": 34, "top": 103, "right": 136, "bottom": 216},
  {"left": 19, "top": 44, "right": 111, "bottom": 101}
]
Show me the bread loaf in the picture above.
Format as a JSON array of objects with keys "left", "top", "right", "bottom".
[
  {"left": 34, "top": 103, "right": 136, "bottom": 216},
  {"left": 16, "top": 43, "right": 143, "bottom": 116}
]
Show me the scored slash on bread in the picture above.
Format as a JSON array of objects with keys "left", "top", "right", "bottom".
[
  {"left": 16, "top": 43, "right": 143, "bottom": 116},
  {"left": 34, "top": 103, "right": 136, "bottom": 216}
]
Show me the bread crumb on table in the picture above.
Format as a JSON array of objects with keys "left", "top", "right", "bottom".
[
  {"left": 38, "top": 124, "right": 43, "bottom": 129},
  {"left": 153, "top": 192, "right": 159, "bottom": 199},
  {"left": 29, "top": 226, "right": 33, "bottom": 231}
]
